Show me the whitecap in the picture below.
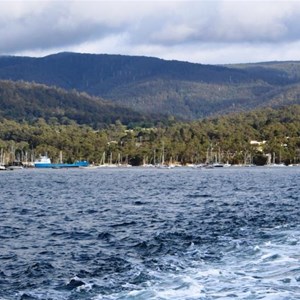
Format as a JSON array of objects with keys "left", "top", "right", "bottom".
[
  {"left": 65, "top": 275, "right": 88, "bottom": 290},
  {"left": 76, "top": 282, "right": 93, "bottom": 292},
  {"left": 254, "top": 245, "right": 261, "bottom": 251}
]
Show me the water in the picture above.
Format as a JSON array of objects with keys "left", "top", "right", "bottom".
[{"left": 0, "top": 167, "right": 299, "bottom": 300}]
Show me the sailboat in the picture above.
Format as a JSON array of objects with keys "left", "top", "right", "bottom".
[
  {"left": 97, "top": 152, "right": 116, "bottom": 167},
  {"left": 268, "top": 152, "right": 285, "bottom": 167},
  {"left": 121, "top": 154, "right": 132, "bottom": 168},
  {"left": 0, "top": 149, "right": 6, "bottom": 170},
  {"left": 212, "top": 148, "right": 224, "bottom": 167},
  {"left": 155, "top": 142, "right": 172, "bottom": 168},
  {"left": 142, "top": 155, "right": 154, "bottom": 167}
]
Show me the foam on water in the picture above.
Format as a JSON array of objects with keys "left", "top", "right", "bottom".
[
  {"left": 0, "top": 167, "right": 300, "bottom": 299},
  {"left": 91, "top": 226, "right": 300, "bottom": 299}
]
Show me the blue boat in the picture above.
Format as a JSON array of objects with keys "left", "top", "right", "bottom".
[{"left": 34, "top": 155, "right": 89, "bottom": 169}]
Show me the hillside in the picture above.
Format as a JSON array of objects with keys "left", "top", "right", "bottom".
[
  {"left": 0, "top": 80, "right": 158, "bottom": 127},
  {"left": 0, "top": 104, "right": 299, "bottom": 165},
  {"left": 1, "top": 53, "right": 300, "bottom": 119}
]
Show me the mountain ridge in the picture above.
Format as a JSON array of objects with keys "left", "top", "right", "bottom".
[{"left": 1, "top": 52, "right": 300, "bottom": 120}]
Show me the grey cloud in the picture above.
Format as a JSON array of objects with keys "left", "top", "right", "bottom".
[
  {"left": 124, "top": 1, "right": 300, "bottom": 46},
  {"left": 0, "top": 1, "right": 127, "bottom": 53},
  {"left": 1, "top": 0, "right": 300, "bottom": 64},
  {"left": 0, "top": 20, "right": 121, "bottom": 53}
]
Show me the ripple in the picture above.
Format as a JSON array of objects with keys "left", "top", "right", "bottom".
[{"left": 0, "top": 167, "right": 299, "bottom": 299}]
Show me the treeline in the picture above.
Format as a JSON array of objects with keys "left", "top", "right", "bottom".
[
  {"left": 0, "top": 105, "right": 299, "bottom": 166},
  {"left": 0, "top": 80, "right": 159, "bottom": 128}
]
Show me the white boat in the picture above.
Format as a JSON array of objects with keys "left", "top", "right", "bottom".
[
  {"left": 97, "top": 152, "right": 118, "bottom": 167},
  {"left": 7, "top": 165, "right": 23, "bottom": 170},
  {"left": 268, "top": 163, "right": 286, "bottom": 167},
  {"left": 6, "top": 161, "right": 24, "bottom": 170},
  {"left": 267, "top": 152, "right": 285, "bottom": 167},
  {"left": 212, "top": 162, "right": 224, "bottom": 167}
]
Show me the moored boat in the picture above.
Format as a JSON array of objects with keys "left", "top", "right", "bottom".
[
  {"left": 34, "top": 155, "right": 89, "bottom": 169},
  {"left": 6, "top": 161, "right": 24, "bottom": 170}
]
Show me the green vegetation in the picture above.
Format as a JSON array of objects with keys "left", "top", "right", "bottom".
[
  {"left": 1, "top": 53, "right": 300, "bottom": 120},
  {"left": 1, "top": 55, "right": 300, "bottom": 166},
  {"left": 0, "top": 80, "right": 161, "bottom": 128},
  {"left": 1, "top": 105, "right": 299, "bottom": 166}
]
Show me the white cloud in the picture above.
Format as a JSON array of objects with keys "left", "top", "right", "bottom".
[
  {"left": 213, "top": 1, "right": 299, "bottom": 43},
  {"left": 1, "top": 0, "right": 300, "bottom": 63}
]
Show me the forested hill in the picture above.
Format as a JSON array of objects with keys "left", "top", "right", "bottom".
[
  {"left": 0, "top": 104, "right": 299, "bottom": 165},
  {"left": 0, "top": 80, "right": 158, "bottom": 127},
  {"left": 1, "top": 53, "right": 300, "bottom": 119}
]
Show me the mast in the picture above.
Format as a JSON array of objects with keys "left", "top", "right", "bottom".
[
  {"left": 59, "top": 151, "right": 63, "bottom": 163},
  {"left": 162, "top": 141, "right": 165, "bottom": 165}
]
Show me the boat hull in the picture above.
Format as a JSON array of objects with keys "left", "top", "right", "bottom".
[{"left": 34, "top": 161, "right": 89, "bottom": 168}]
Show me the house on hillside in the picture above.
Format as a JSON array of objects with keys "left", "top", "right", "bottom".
[{"left": 250, "top": 140, "right": 266, "bottom": 152}]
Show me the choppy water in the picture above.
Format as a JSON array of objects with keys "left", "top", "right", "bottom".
[{"left": 0, "top": 166, "right": 299, "bottom": 300}]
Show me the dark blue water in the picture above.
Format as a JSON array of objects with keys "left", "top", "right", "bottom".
[{"left": 0, "top": 167, "right": 299, "bottom": 299}]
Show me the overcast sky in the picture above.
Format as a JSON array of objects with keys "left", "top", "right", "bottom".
[{"left": 1, "top": 0, "right": 300, "bottom": 64}]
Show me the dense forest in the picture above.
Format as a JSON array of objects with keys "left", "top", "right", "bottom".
[
  {"left": 1, "top": 53, "right": 300, "bottom": 119},
  {"left": 1, "top": 105, "right": 299, "bottom": 166},
  {"left": 0, "top": 54, "right": 300, "bottom": 167},
  {"left": 0, "top": 80, "right": 161, "bottom": 128}
]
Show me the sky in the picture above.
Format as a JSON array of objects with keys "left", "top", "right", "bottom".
[{"left": 1, "top": 0, "right": 300, "bottom": 64}]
